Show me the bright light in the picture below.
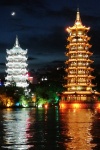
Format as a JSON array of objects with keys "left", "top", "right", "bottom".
[
  {"left": 96, "top": 103, "right": 100, "bottom": 109},
  {"left": 22, "top": 103, "right": 28, "bottom": 107},
  {"left": 72, "top": 103, "right": 81, "bottom": 109},
  {"left": 41, "top": 77, "right": 47, "bottom": 81},
  {"left": 38, "top": 104, "right": 42, "bottom": 108},
  {"left": 59, "top": 103, "right": 66, "bottom": 109},
  {"left": 11, "top": 12, "right": 16, "bottom": 16},
  {"left": 77, "top": 86, "right": 82, "bottom": 90},
  {"left": 15, "top": 102, "right": 20, "bottom": 107},
  {"left": 59, "top": 102, "right": 81, "bottom": 109},
  {"left": 22, "top": 101, "right": 28, "bottom": 107},
  {"left": 44, "top": 104, "right": 48, "bottom": 109},
  {"left": 7, "top": 103, "right": 10, "bottom": 107}
]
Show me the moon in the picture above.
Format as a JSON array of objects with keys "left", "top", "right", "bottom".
[{"left": 11, "top": 12, "right": 16, "bottom": 16}]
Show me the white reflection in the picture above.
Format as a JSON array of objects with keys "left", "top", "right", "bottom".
[{"left": 2, "top": 108, "right": 32, "bottom": 150}]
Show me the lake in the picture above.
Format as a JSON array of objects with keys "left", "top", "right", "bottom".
[{"left": 0, "top": 107, "right": 100, "bottom": 150}]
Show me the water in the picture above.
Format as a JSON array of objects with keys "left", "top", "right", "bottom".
[{"left": 0, "top": 108, "right": 100, "bottom": 150}]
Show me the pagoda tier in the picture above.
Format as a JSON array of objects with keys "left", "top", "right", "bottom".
[
  {"left": 60, "top": 9, "right": 100, "bottom": 102},
  {"left": 5, "top": 37, "right": 29, "bottom": 88},
  {"left": 66, "top": 51, "right": 93, "bottom": 56},
  {"left": 66, "top": 67, "right": 94, "bottom": 72}
]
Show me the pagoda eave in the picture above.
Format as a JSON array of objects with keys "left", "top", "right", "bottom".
[
  {"left": 65, "top": 75, "right": 95, "bottom": 77},
  {"left": 66, "top": 51, "right": 93, "bottom": 55},
  {"left": 66, "top": 59, "right": 93, "bottom": 62},
  {"left": 67, "top": 26, "right": 90, "bottom": 32},
  {"left": 66, "top": 67, "right": 94, "bottom": 71},
  {"left": 64, "top": 84, "right": 95, "bottom": 87},
  {"left": 62, "top": 91, "right": 100, "bottom": 95}
]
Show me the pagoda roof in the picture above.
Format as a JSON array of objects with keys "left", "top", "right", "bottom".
[
  {"left": 66, "top": 67, "right": 94, "bottom": 71},
  {"left": 66, "top": 51, "right": 93, "bottom": 55},
  {"left": 66, "top": 9, "right": 90, "bottom": 32},
  {"left": 67, "top": 43, "right": 91, "bottom": 47},
  {"left": 64, "top": 83, "right": 95, "bottom": 87},
  {"left": 65, "top": 59, "right": 94, "bottom": 64},
  {"left": 65, "top": 75, "right": 95, "bottom": 78},
  {"left": 62, "top": 91, "right": 100, "bottom": 95},
  {"left": 6, "top": 36, "right": 27, "bottom": 54},
  {"left": 67, "top": 36, "right": 90, "bottom": 41}
]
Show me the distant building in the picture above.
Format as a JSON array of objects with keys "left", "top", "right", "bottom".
[
  {"left": 5, "top": 37, "right": 29, "bottom": 88},
  {"left": 60, "top": 9, "right": 100, "bottom": 102}
]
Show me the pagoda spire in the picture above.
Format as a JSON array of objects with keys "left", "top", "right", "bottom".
[
  {"left": 74, "top": 8, "right": 82, "bottom": 26},
  {"left": 15, "top": 35, "right": 20, "bottom": 47}
]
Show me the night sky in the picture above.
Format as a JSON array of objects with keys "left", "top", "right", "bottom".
[{"left": 0, "top": 0, "right": 100, "bottom": 73}]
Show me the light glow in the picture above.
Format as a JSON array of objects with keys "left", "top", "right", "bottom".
[
  {"left": 59, "top": 103, "right": 66, "bottom": 109},
  {"left": 7, "top": 103, "right": 11, "bottom": 107},
  {"left": 72, "top": 103, "right": 81, "bottom": 109},
  {"left": 96, "top": 103, "right": 100, "bottom": 109},
  {"left": 22, "top": 100, "right": 28, "bottom": 107},
  {"left": 44, "top": 104, "right": 48, "bottom": 109},
  {"left": 38, "top": 104, "right": 43, "bottom": 108}
]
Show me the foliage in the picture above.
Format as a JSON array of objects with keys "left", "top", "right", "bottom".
[
  {"left": 34, "top": 80, "right": 63, "bottom": 104},
  {"left": 0, "top": 94, "right": 14, "bottom": 107},
  {"left": 36, "top": 97, "right": 47, "bottom": 107},
  {"left": 5, "top": 85, "right": 25, "bottom": 103},
  {"left": 0, "top": 85, "right": 32, "bottom": 107}
]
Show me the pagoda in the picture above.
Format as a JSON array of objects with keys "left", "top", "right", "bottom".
[
  {"left": 5, "top": 37, "right": 29, "bottom": 88},
  {"left": 61, "top": 9, "right": 100, "bottom": 103}
]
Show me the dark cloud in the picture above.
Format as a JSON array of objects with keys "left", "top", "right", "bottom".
[
  {"left": 0, "top": 63, "right": 5, "bottom": 66},
  {"left": 0, "top": 0, "right": 46, "bottom": 8},
  {"left": 46, "top": 7, "right": 74, "bottom": 18},
  {"left": 28, "top": 57, "right": 37, "bottom": 61},
  {"left": 51, "top": 60, "right": 64, "bottom": 64},
  {"left": 0, "top": 0, "right": 32, "bottom": 6},
  {"left": 0, "top": 42, "right": 9, "bottom": 52},
  {"left": 24, "top": 26, "right": 66, "bottom": 54},
  {"left": 9, "top": 18, "right": 22, "bottom": 23},
  {"left": 89, "top": 30, "right": 100, "bottom": 54},
  {"left": 39, "top": 28, "right": 65, "bottom": 52},
  {"left": 9, "top": 24, "right": 34, "bottom": 33}
]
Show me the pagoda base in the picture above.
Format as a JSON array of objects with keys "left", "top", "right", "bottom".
[{"left": 59, "top": 100, "right": 100, "bottom": 109}]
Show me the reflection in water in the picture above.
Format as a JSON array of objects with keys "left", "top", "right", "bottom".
[
  {"left": 0, "top": 108, "right": 65, "bottom": 150},
  {"left": 0, "top": 108, "right": 100, "bottom": 149},
  {"left": 91, "top": 109, "right": 100, "bottom": 150},
  {"left": 1, "top": 108, "right": 31, "bottom": 149},
  {"left": 26, "top": 108, "right": 65, "bottom": 150},
  {"left": 59, "top": 109, "right": 97, "bottom": 150}
]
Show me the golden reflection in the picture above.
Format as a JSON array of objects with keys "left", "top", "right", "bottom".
[{"left": 60, "top": 109, "right": 96, "bottom": 150}]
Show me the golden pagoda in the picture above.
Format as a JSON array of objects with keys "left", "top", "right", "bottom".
[{"left": 61, "top": 9, "right": 100, "bottom": 103}]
